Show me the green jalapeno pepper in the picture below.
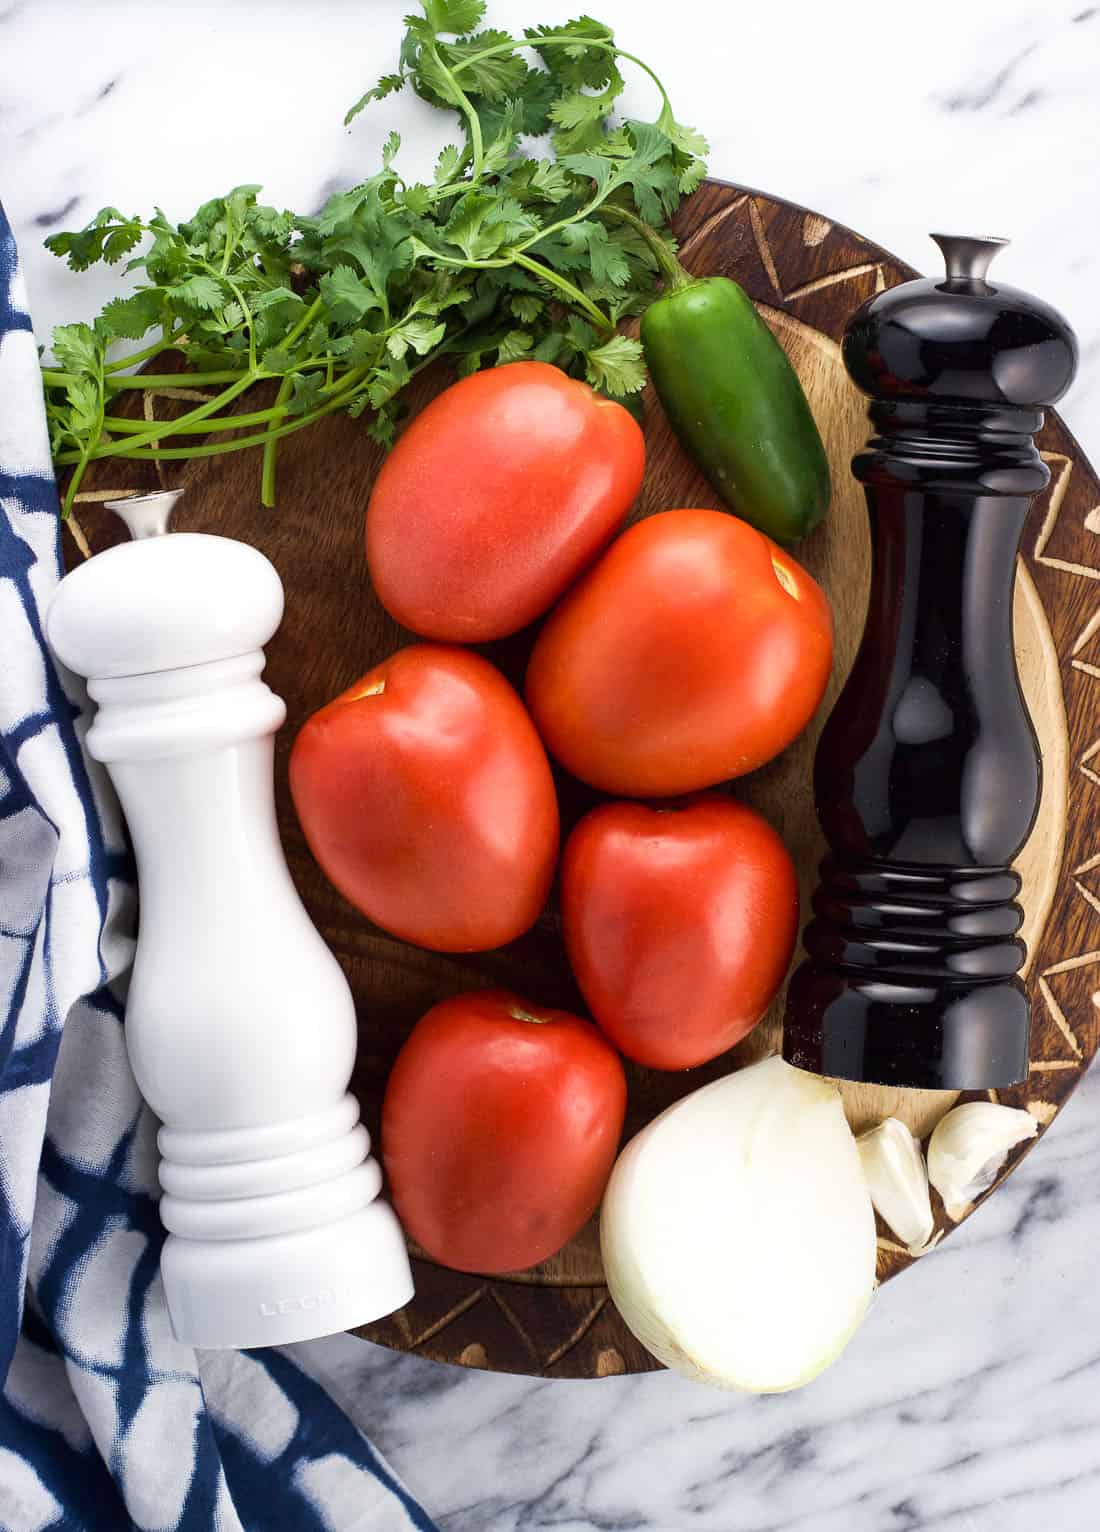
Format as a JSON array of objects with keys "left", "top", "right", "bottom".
[{"left": 630, "top": 216, "right": 831, "bottom": 542}]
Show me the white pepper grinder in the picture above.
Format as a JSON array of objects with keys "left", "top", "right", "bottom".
[{"left": 47, "top": 491, "right": 414, "bottom": 1349}]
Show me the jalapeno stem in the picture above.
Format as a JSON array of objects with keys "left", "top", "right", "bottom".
[{"left": 601, "top": 206, "right": 695, "bottom": 292}]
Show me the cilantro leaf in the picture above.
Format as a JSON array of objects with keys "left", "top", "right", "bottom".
[
  {"left": 397, "top": 183, "right": 435, "bottom": 216},
  {"left": 408, "top": 276, "right": 478, "bottom": 315},
  {"left": 495, "top": 329, "right": 534, "bottom": 364},
  {"left": 260, "top": 344, "right": 294, "bottom": 374},
  {"left": 411, "top": 40, "right": 463, "bottom": 107},
  {"left": 657, "top": 103, "right": 710, "bottom": 162},
  {"left": 441, "top": 193, "right": 499, "bottom": 260},
  {"left": 51, "top": 322, "right": 102, "bottom": 375},
  {"left": 559, "top": 151, "right": 620, "bottom": 197},
  {"left": 529, "top": 159, "right": 574, "bottom": 203},
  {"left": 45, "top": 208, "right": 145, "bottom": 272},
  {"left": 251, "top": 288, "right": 306, "bottom": 348},
  {"left": 62, "top": 376, "right": 101, "bottom": 436},
  {"left": 251, "top": 285, "right": 302, "bottom": 313},
  {"left": 525, "top": 17, "right": 618, "bottom": 90},
  {"left": 478, "top": 98, "right": 523, "bottom": 176},
  {"left": 510, "top": 294, "right": 544, "bottom": 323},
  {"left": 345, "top": 72, "right": 406, "bottom": 126},
  {"left": 96, "top": 289, "right": 165, "bottom": 342},
  {"left": 346, "top": 329, "right": 385, "bottom": 368},
  {"left": 678, "top": 157, "right": 708, "bottom": 197},
  {"left": 583, "top": 333, "right": 646, "bottom": 395},
  {"left": 386, "top": 315, "right": 447, "bottom": 360},
  {"left": 364, "top": 403, "right": 401, "bottom": 448},
  {"left": 368, "top": 354, "right": 412, "bottom": 408},
  {"left": 287, "top": 372, "right": 326, "bottom": 417},
  {"left": 170, "top": 274, "right": 227, "bottom": 312},
  {"left": 564, "top": 315, "right": 600, "bottom": 354},
  {"left": 502, "top": 66, "right": 559, "bottom": 136},
  {"left": 434, "top": 144, "right": 464, "bottom": 183},
  {"left": 440, "top": 30, "right": 526, "bottom": 100},
  {"left": 317, "top": 183, "right": 414, "bottom": 299},
  {"left": 442, "top": 191, "right": 536, "bottom": 261},
  {"left": 247, "top": 203, "right": 295, "bottom": 244},
  {"left": 320, "top": 265, "right": 381, "bottom": 325},
  {"left": 555, "top": 220, "right": 630, "bottom": 286},
  {"left": 548, "top": 80, "right": 622, "bottom": 133},
  {"left": 313, "top": 183, "right": 375, "bottom": 238},
  {"left": 421, "top": 0, "right": 486, "bottom": 33}
]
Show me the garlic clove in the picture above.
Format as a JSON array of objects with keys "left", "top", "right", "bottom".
[
  {"left": 927, "top": 1102, "right": 1038, "bottom": 1221},
  {"left": 857, "top": 1117, "right": 935, "bottom": 1255}
]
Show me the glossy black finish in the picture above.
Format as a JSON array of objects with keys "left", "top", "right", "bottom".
[{"left": 783, "top": 236, "right": 1078, "bottom": 1089}]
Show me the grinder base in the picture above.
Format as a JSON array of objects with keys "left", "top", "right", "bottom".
[
  {"left": 783, "top": 966, "right": 1031, "bottom": 1090},
  {"left": 161, "top": 1200, "right": 413, "bottom": 1350}
]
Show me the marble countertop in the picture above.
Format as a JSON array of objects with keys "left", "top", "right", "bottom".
[{"left": 3, "top": 1, "right": 1100, "bottom": 1526}]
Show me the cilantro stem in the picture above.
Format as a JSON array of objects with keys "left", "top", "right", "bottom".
[
  {"left": 417, "top": 242, "right": 613, "bottom": 332},
  {"left": 511, "top": 254, "right": 614, "bottom": 333},
  {"left": 219, "top": 272, "right": 258, "bottom": 370},
  {"left": 102, "top": 326, "right": 187, "bottom": 373},
  {"left": 32, "top": 368, "right": 247, "bottom": 389},
  {"left": 428, "top": 41, "right": 485, "bottom": 184},
  {"left": 54, "top": 399, "right": 334, "bottom": 466},
  {"left": 103, "top": 370, "right": 255, "bottom": 388},
  {"left": 60, "top": 348, "right": 106, "bottom": 518},
  {"left": 55, "top": 352, "right": 445, "bottom": 484},
  {"left": 282, "top": 294, "right": 325, "bottom": 351},
  {"left": 53, "top": 372, "right": 261, "bottom": 465},
  {"left": 102, "top": 403, "right": 289, "bottom": 434},
  {"left": 259, "top": 295, "right": 325, "bottom": 506},
  {"left": 449, "top": 33, "right": 676, "bottom": 121},
  {"left": 262, "top": 375, "right": 295, "bottom": 508}
]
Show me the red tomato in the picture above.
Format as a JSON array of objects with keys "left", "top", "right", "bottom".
[
  {"left": 526, "top": 508, "right": 833, "bottom": 796},
  {"left": 289, "top": 645, "right": 558, "bottom": 952},
  {"left": 561, "top": 796, "right": 799, "bottom": 1070},
  {"left": 365, "top": 362, "right": 645, "bottom": 641},
  {"left": 382, "top": 989, "right": 627, "bottom": 1274}
]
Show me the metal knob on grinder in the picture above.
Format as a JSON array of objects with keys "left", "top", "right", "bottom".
[{"left": 782, "top": 235, "right": 1078, "bottom": 1090}]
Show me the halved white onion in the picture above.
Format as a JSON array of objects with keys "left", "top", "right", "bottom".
[{"left": 600, "top": 1056, "right": 877, "bottom": 1393}]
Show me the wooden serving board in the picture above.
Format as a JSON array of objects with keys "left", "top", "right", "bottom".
[{"left": 72, "top": 181, "right": 1100, "bottom": 1380}]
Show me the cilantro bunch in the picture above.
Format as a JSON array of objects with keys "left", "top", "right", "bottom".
[{"left": 40, "top": 2, "right": 707, "bottom": 518}]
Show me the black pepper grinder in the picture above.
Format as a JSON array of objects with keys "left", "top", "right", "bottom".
[{"left": 783, "top": 234, "right": 1077, "bottom": 1090}]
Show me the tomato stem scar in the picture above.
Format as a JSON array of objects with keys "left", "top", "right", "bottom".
[{"left": 772, "top": 559, "right": 799, "bottom": 599}]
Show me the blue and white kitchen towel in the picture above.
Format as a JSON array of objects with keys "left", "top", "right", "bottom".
[{"left": 0, "top": 206, "right": 438, "bottom": 1531}]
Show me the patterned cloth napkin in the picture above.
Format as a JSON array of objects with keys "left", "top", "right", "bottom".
[{"left": 0, "top": 206, "right": 438, "bottom": 1531}]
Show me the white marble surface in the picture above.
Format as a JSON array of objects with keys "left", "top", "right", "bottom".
[{"left": 4, "top": 1, "right": 1100, "bottom": 1527}]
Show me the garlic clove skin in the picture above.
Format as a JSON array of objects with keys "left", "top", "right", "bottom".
[
  {"left": 927, "top": 1102, "right": 1038, "bottom": 1221},
  {"left": 857, "top": 1117, "right": 935, "bottom": 1255}
]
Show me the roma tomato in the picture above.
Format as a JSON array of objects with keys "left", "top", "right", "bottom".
[
  {"left": 561, "top": 796, "right": 799, "bottom": 1070},
  {"left": 526, "top": 508, "right": 833, "bottom": 796},
  {"left": 289, "top": 645, "right": 558, "bottom": 952},
  {"left": 382, "top": 990, "right": 627, "bottom": 1274},
  {"left": 366, "top": 362, "right": 645, "bottom": 641}
]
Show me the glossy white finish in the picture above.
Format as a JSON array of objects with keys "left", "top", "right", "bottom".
[
  {"left": 45, "top": 526, "right": 413, "bottom": 1349},
  {"left": 47, "top": 531, "right": 285, "bottom": 680}
]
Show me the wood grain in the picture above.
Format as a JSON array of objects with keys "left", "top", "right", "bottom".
[{"left": 69, "top": 181, "right": 1100, "bottom": 1379}]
